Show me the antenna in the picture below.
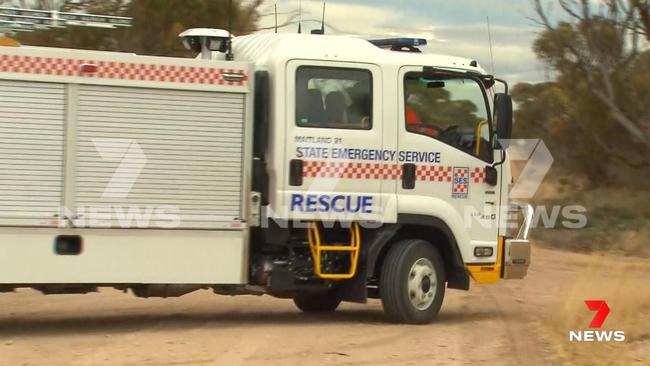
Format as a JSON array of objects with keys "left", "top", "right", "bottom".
[
  {"left": 486, "top": 16, "right": 495, "bottom": 74},
  {"left": 274, "top": 2, "right": 278, "bottom": 33},
  {"left": 225, "top": 0, "right": 234, "bottom": 60},
  {"left": 311, "top": 2, "right": 326, "bottom": 34},
  {"left": 320, "top": 1, "right": 326, "bottom": 34},
  {"left": 297, "top": 0, "right": 302, "bottom": 34}
]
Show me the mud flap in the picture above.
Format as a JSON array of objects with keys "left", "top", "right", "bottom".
[{"left": 336, "top": 266, "right": 368, "bottom": 303}]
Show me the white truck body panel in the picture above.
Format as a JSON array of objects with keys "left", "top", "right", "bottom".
[
  {"left": 0, "top": 45, "right": 254, "bottom": 284},
  {"left": 0, "top": 228, "right": 248, "bottom": 284}
]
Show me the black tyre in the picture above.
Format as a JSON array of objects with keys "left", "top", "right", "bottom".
[
  {"left": 379, "top": 239, "right": 446, "bottom": 324},
  {"left": 293, "top": 290, "right": 341, "bottom": 313}
]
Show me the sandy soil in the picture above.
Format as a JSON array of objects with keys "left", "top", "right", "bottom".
[{"left": 0, "top": 244, "right": 648, "bottom": 366}]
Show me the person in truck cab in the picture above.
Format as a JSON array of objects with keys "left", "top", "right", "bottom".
[
  {"left": 347, "top": 80, "right": 371, "bottom": 129},
  {"left": 405, "top": 89, "right": 439, "bottom": 138}
]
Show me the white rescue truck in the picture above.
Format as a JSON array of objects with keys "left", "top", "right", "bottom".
[{"left": 0, "top": 30, "right": 533, "bottom": 324}]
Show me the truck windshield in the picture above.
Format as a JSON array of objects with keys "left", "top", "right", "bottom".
[{"left": 404, "top": 72, "right": 491, "bottom": 161}]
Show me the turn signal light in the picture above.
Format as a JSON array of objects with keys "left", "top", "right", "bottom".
[{"left": 0, "top": 37, "right": 20, "bottom": 47}]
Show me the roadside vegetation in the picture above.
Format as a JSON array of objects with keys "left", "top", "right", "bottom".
[{"left": 514, "top": 1, "right": 650, "bottom": 256}]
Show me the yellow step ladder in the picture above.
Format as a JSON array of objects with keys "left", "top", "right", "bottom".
[{"left": 307, "top": 222, "right": 361, "bottom": 280}]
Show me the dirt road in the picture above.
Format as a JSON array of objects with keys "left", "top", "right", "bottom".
[{"left": 0, "top": 245, "right": 648, "bottom": 366}]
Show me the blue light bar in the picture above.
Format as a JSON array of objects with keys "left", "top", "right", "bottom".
[{"left": 368, "top": 38, "right": 427, "bottom": 48}]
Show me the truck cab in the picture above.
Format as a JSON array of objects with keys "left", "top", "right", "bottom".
[{"left": 232, "top": 33, "right": 532, "bottom": 322}]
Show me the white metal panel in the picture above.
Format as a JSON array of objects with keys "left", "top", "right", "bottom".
[
  {"left": 0, "top": 80, "right": 65, "bottom": 225},
  {"left": 75, "top": 85, "right": 246, "bottom": 229},
  {"left": 0, "top": 228, "right": 248, "bottom": 284}
]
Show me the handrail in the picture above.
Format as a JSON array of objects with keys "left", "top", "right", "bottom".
[
  {"left": 475, "top": 119, "right": 489, "bottom": 156},
  {"left": 511, "top": 202, "right": 534, "bottom": 240}
]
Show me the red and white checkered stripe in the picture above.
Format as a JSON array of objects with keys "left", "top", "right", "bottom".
[
  {"left": 302, "top": 161, "right": 488, "bottom": 184},
  {"left": 0, "top": 54, "right": 248, "bottom": 86},
  {"left": 303, "top": 161, "right": 402, "bottom": 180},
  {"left": 416, "top": 165, "right": 452, "bottom": 182},
  {"left": 470, "top": 167, "right": 486, "bottom": 183}
]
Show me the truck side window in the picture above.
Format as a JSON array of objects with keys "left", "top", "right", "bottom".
[
  {"left": 404, "top": 72, "right": 492, "bottom": 161},
  {"left": 296, "top": 66, "right": 372, "bottom": 130}
]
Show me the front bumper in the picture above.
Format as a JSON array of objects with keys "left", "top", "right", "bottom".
[{"left": 503, "top": 202, "right": 533, "bottom": 279}]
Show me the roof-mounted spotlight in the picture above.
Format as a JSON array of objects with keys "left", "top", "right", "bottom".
[{"left": 179, "top": 28, "right": 231, "bottom": 60}]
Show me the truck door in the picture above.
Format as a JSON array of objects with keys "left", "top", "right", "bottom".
[
  {"left": 396, "top": 66, "right": 501, "bottom": 264},
  {"left": 283, "top": 60, "right": 384, "bottom": 221}
]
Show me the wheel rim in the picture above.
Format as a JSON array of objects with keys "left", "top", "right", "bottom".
[{"left": 407, "top": 258, "right": 437, "bottom": 310}]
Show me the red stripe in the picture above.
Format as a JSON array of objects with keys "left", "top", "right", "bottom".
[{"left": 0, "top": 54, "right": 248, "bottom": 86}]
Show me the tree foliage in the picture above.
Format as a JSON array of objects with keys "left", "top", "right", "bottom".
[
  {"left": 516, "top": 1, "right": 650, "bottom": 186},
  {"left": 5, "top": 0, "right": 262, "bottom": 56}
]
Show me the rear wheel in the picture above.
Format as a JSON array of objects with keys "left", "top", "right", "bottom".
[
  {"left": 293, "top": 290, "right": 341, "bottom": 313},
  {"left": 380, "top": 239, "right": 445, "bottom": 324}
]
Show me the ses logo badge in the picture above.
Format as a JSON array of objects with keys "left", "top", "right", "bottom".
[{"left": 568, "top": 300, "right": 625, "bottom": 342}]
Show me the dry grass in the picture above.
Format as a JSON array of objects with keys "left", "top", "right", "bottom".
[
  {"left": 528, "top": 174, "right": 650, "bottom": 257},
  {"left": 534, "top": 253, "right": 650, "bottom": 365}
]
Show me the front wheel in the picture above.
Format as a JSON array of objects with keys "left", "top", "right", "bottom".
[
  {"left": 293, "top": 291, "right": 341, "bottom": 313},
  {"left": 380, "top": 239, "right": 446, "bottom": 324}
]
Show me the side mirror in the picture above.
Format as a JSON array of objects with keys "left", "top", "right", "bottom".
[
  {"left": 493, "top": 93, "right": 513, "bottom": 147},
  {"left": 422, "top": 66, "right": 437, "bottom": 80}
]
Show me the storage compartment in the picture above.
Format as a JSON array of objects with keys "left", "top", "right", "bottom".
[
  {"left": 0, "top": 47, "right": 252, "bottom": 230},
  {"left": 74, "top": 85, "right": 246, "bottom": 229},
  {"left": 0, "top": 80, "right": 65, "bottom": 226}
]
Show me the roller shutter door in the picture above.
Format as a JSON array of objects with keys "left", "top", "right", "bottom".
[
  {"left": 0, "top": 80, "right": 65, "bottom": 226},
  {"left": 75, "top": 85, "right": 245, "bottom": 229}
]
